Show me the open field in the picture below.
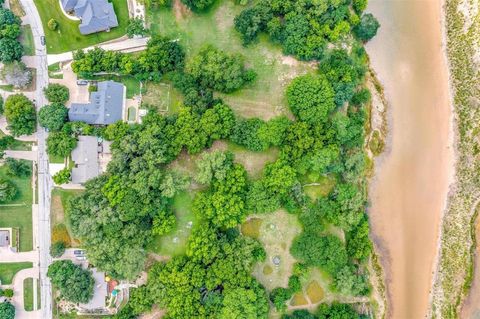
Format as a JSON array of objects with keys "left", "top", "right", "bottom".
[
  {"left": 244, "top": 210, "right": 301, "bottom": 291},
  {"left": 147, "top": 0, "right": 315, "bottom": 119},
  {"left": 33, "top": 0, "right": 129, "bottom": 54},
  {"left": 0, "top": 162, "right": 33, "bottom": 251},
  {"left": 24, "top": 277, "right": 40, "bottom": 311},
  {"left": 51, "top": 188, "right": 83, "bottom": 247},
  {"left": 19, "top": 25, "right": 34, "bottom": 56},
  {"left": 0, "top": 262, "right": 32, "bottom": 284},
  {"left": 147, "top": 191, "right": 195, "bottom": 256}
]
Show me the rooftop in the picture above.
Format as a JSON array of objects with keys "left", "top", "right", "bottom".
[
  {"left": 79, "top": 268, "right": 108, "bottom": 310},
  {"left": 69, "top": 81, "right": 125, "bottom": 125},
  {"left": 61, "top": 0, "right": 118, "bottom": 35},
  {"left": 71, "top": 136, "right": 100, "bottom": 184}
]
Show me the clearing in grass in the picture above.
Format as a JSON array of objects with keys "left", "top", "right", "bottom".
[
  {"left": 51, "top": 188, "right": 83, "bottom": 247},
  {"left": 147, "top": 0, "right": 315, "bottom": 119}
]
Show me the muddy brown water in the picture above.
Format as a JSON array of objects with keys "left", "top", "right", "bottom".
[{"left": 366, "top": 0, "right": 453, "bottom": 318}]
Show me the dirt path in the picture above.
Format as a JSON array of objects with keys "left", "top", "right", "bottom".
[{"left": 366, "top": 0, "right": 454, "bottom": 317}]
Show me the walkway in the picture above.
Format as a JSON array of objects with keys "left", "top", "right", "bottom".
[
  {"left": 0, "top": 248, "right": 38, "bottom": 263},
  {"left": 47, "top": 37, "right": 150, "bottom": 65},
  {"left": 4, "top": 150, "right": 37, "bottom": 161}
]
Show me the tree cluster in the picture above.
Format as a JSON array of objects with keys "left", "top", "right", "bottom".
[
  {"left": 47, "top": 260, "right": 94, "bottom": 303},
  {"left": 4, "top": 94, "right": 36, "bottom": 137},
  {"left": 234, "top": 0, "right": 379, "bottom": 60},
  {"left": 0, "top": 8, "right": 23, "bottom": 63}
]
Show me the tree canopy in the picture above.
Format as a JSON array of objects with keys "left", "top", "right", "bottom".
[
  {"left": 38, "top": 103, "right": 69, "bottom": 131},
  {"left": 43, "top": 84, "right": 70, "bottom": 104},
  {"left": 4, "top": 94, "right": 36, "bottom": 136},
  {"left": 0, "top": 302, "right": 15, "bottom": 319},
  {"left": 47, "top": 260, "right": 94, "bottom": 303}
]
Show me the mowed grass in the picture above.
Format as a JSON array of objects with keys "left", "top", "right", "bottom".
[
  {"left": 24, "top": 278, "right": 40, "bottom": 311},
  {"left": 147, "top": 0, "right": 315, "bottom": 119},
  {"left": 0, "top": 162, "right": 33, "bottom": 251},
  {"left": 19, "top": 25, "right": 35, "bottom": 56},
  {"left": 34, "top": 0, "right": 129, "bottom": 54},
  {"left": 0, "top": 130, "right": 34, "bottom": 151},
  {"left": 0, "top": 262, "right": 33, "bottom": 284},
  {"left": 247, "top": 210, "right": 302, "bottom": 291},
  {"left": 51, "top": 188, "right": 83, "bottom": 247},
  {"left": 147, "top": 191, "right": 196, "bottom": 256},
  {"left": 142, "top": 81, "right": 183, "bottom": 114}
]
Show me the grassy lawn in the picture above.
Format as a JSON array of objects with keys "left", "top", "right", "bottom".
[
  {"left": 0, "top": 262, "right": 33, "bottom": 284},
  {"left": 34, "top": 0, "right": 129, "bottom": 54},
  {"left": 147, "top": 1, "right": 315, "bottom": 120},
  {"left": 147, "top": 191, "right": 196, "bottom": 256},
  {"left": 51, "top": 188, "right": 83, "bottom": 247},
  {"left": 49, "top": 153, "right": 65, "bottom": 164},
  {"left": 0, "top": 130, "right": 34, "bottom": 151},
  {"left": 0, "top": 163, "right": 33, "bottom": 251},
  {"left": 142, "top": 81, "right": 183, "bottom": 113},
  {"left": 19, "top": 25, "right": 35, "bottom": 56},
  {"left": 24, "top": 278, "right": 40, "bottom": 311}
]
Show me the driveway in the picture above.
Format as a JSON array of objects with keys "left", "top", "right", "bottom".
[
  {"left": 49, "top": 62, "right": 89, "bottom": 105},
  {"left": 4, "top": 150, "right": 37, "bottom": 161},
  {"left": 11, "top": 267, "right": 41, "bottom": 319},
  {"left": 0, "top": 248, "right": 38, "bottom": 263},
  {"left": 47, "top": 37, "right": 150, "bottom": 65}
]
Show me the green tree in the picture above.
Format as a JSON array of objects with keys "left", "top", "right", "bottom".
[
  {"left": 287, "top": 74, "right": 335, "bottom": 124},
  {"left": 0, "top": 37, "right": 23, "bottom": 62},
  {"left": 53, "top": 167, "right": 71, "bottom": 185},
  {"left": 126, "top": 18, "right": 148, "bottom": 38},
  {"left": 354, "top": 14, "right": 380, "bottom": 42},
  {"left": 5, "top": 158, "right": 31, "bottom": 177},
  {"left": 47, "top": 131, "right": 77, "bottom": 158},
  {"left": 316, "top": 303, "right": 362, "bottom": 319},
  {"left": 180, "top": 0, "right": 216, "bottom": 11},
  {"left": 38, "top": 103, "right": 68, "bottom": 131},
  {"left": 4, "top": 94, "right": 36, "bottom": 136},
  {"left": 0, "top": 178, "right": 18, "bottom": 203},
  {"left": 0, "top": 301, "right": 15, "bottom": 319},
  {"left": 282, "top": 310, "right": 317, "bottom": 319},
  {"left": 43, "top": 84, "right": 70, "bottom": 103},
  {"left": 2, "top": 289, "right": 13, "bottom": 298},
  {"left": 195, "top": 151, "right": 234, "bottom": 185},
  {"left": 47, "top": 260, "right": 94, "bottom": 303},
  {"left": 187, "top": 45, "right": 256, "bottom": 93},
  {"left": 50, "top": 241, "right": 66, "bottom": 257}
]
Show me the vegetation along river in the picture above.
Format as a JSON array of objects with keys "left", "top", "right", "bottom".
[{"left": 366, "top": 0, "right": 453, "bottom": 318}]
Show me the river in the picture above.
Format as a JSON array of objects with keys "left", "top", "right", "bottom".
[{"left": 366, "top": 0, "right": 453, "bottom": 318}]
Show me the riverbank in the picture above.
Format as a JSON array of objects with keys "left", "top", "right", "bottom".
[
  {"left": 366, "top": 0, "right": 454, "bottom": 317},
  {"left": 430, "top": 0, "right": 480, "bottom": 316}
]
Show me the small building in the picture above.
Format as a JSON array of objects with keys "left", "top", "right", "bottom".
[
  {"left": 61, "top": 0, "right": 119, "bottom": 35},
  {"left": 69, "top": 81, "right": 126, "bottom": 125},
  {"left": 71, "top": 136, "right": 100, "bottom": 184},
  {"left": 0, "top": 229, "right": 10, "bottom": 247}
]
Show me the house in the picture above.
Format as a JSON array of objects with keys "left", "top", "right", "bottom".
[
  {"left": 79, "top": 268, "right": 108, "bottom": 312},
  {"left": 71, "top": 136, "right": 100, "bottom": 184},
  {"left": 69, "top": 81, "right": 126, "bottom": 125},
  {"left": 61, "top": 0, "right": 118, "bottom": 35}
]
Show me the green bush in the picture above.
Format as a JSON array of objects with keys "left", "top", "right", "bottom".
[
  {"left": 47, "top": 18, "right": 58, "bottom": 31},
  {"left": 50, "top": 241, "right": 66, "bottom": 257}
]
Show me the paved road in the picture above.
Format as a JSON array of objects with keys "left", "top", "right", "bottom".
[
  {"left": 19, "top": 0, "right": 53, "bottom": 318},
  {"left": 47, "top": 37, "right": 150, "bottom": 65}
]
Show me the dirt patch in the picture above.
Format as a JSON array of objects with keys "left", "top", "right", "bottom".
[
  {"left": 51, "top": 195, "right": 64, "bottom": 225},
  {"left": 241, "top": 217, "right": 263, "bottom": 239},
  {"left": 290, "top": 293, "right": 308, "bottom": 307},
  {"left": 306, "top": 280, "right": 324, "bottom": 304},
  {"left": 173, "top": 0, "right": 191, "bottom": 21}
]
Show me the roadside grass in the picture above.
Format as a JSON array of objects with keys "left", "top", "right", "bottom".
[
  {"left": 49, "top": 153, "right": 65, "bottom": 164},
  {"left": 0, "top": 162, "right": 33, "bottom": 251},
  {"left": 147, "top": 191, "right": 195, "bottom": 257},
  {"left": 48, "top": 62, "right": 63, "bottom": 79},
  {"left": 245, "top": 210, "right": 302, "bottom": 291},
  {"left": 147, "top": 0, "right": 314, "bottom": 119},
  {"left": 51, "top": 188, "right": 83, "bottom": 247},
  {"left": 0, "top": 262, "right": 33, "bottom": 284},
  {"left": 24, "top": 278, "right": 40, "bottom": 311},
  {"left": 19, "top": 25, "right": 35, "bottom": 56},
  {"left": 33, "top": 0, "right": 129, "bottom": 54},
  {"left": 9, "top": 0, "right": 25, "bottom": 16}
]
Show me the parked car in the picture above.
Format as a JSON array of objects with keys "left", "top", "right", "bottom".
[
  {"left": 40, "top": 36, "right": 45, "bottom": 46},
  {"left": 77, "top": 80, "right": 88, "bottom": 86},
  {"left": 73, "top": 250, "right": 85, "bottom": 256}
]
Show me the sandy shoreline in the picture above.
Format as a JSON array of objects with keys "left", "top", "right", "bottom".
[{"left": 366, "top": 0, "right": 455, "bottom": 317}]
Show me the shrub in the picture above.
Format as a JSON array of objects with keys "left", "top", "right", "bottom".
[
  {"left": 354, "top": 14, "right": 380, "bottom": 42},
  {"left": 43, "top": 84, "right": 69, "bottom": 103},
  {"left": 180, "top": 0, "right": 216, "bottom": 11},
  {"left": 5, "top": 158, "right": 31, "bottom": 177},
  {"left": 50, "top": 241, "right": 66, "bottom": 257},
  {"left": 38, "top": 103, "right": 68, "bottom": 131},
  {"left": 0, "top": 178, "right": 17, "bottom": 203},
  {"left": 53, "top": 167, "right": 71, "bottom": 185},
  {"left": 47, "top": 18, "right": 58, "bottom": 31},
  {"left": 0, "top": 301, "right": 15, "bottom": 319},
  {"left": 2, "top": 289, "right": 13, "bottom": 298}
]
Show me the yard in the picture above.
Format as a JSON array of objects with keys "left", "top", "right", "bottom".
[
  {"left": 23, "top": 277, "right": 40, "bottom": 311},
  {"left": 0, "top": 262, "right": 33, "bottom": 284},
  {"left": 51, "top": 188, "right": 83, "bottom": 247},
  {"left": 147, "top": 0, "right": 315, "bottom": 119},
  {"left": 33, "top": 0, "right": 129, "bottom": 54},
  {"left": 147, "top": 191, "right": 196, "bottom": 256},
  {"left": 0, "top": 130, "right": 34, "bottom": 151},
  {"left": 0, "top": 162, "right": 33, "bottom": 251}
]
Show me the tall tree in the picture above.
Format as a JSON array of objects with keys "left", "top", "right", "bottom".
[{"left": 4, "top": 94, "right": 36, "bottom": 136}]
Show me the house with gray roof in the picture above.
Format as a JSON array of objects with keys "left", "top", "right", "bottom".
[
  {"left": 61, "top": 0, "right": 118, "bottom": 35},
  {"left": 69, "top": 81, "right": 126, "bottom": 125},
  {"left": 71, "top": 136, "right": 100, "bottom": 184}
]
